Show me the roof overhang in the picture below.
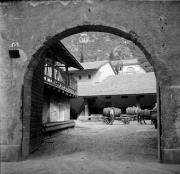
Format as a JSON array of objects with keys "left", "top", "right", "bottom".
[
  {"left": 69, "top": 69, "right": 97, "bottom": 73},
  {"left": 48, "top": 41, "right": 84, "bottom": 70},
  {"left": 78, "top": 92, "right": 156, "bottom": 97}
]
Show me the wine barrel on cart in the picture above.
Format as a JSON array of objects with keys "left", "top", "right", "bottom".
[
  {"left": 103, "top": 107, "right": 121, "bottom": 117},
  {"left": 102, "top": 107, "right": 122, "bottom": 125},
  {"left": 103, "top": 107, "right": 111, "bottom": 116},
  {"left": 126, "top": 106, "right": 139, "bottom": 115},
  {"left": 102, "top": 107, "right": 113, "bottom": 125},
  {"left": 139, "top": 109, "right": 151, "bottom": 119},
  {"left": 113, "top": 108, "right": 121, "bottom": 117}
]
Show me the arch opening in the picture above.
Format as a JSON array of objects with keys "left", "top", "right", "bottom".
[{"left": 22, "top": 24, "right": 160, "bottom": 161}]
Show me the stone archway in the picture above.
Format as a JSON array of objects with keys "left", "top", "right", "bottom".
[
  {"left": 22, "top": 24, "right": 161, "bottom": 159},
  {"left": 0, "top": 0, "right": 179, "bottom": 164},
  {"left": 22, "top": 46, "right": 47, "bottom": 158}
]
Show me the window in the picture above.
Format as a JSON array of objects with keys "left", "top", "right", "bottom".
[
  {"left": 139, "top": 95, "right": 144, "bottom": 98},
  {"left": 122, "top": 96, "right": 128, "bottom": 99},
  {"left": 88, "top": 74, "right": 91, "bottom": 79},
  {"left": 79, "top": 75, "right": 82, "bottom": 80}
]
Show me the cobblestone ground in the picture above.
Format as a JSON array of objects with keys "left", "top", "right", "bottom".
[{"left": 1, "top": 120, "right": 180, "bottom": 174}]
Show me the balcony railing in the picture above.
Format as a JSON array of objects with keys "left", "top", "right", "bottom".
[
  {"left": 44, "top": 74, "right": 77, "bottom": 95},
  {"left": 44, "top": 60, "right": 77, "bottom": 96}
]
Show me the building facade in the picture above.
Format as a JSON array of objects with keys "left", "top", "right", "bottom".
[
  {"left": 72, "top": 72, "right": 156, "bottom": 118},
  {"left": 43, "top": 57, "right": 78, "bottom": 124},
  {"left": 69, "top": 60, "right": 115, "bottom": 83}
]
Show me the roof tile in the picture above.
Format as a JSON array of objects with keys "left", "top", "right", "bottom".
[{"left": 78, "top": 72, "right": 156, "bottom": 96}]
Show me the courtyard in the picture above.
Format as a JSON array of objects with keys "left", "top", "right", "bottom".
[{"left": 1, "top": 121, "right": 180, "bottom": 174}]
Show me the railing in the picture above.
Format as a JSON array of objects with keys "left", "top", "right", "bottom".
[
  {"left": 44, "top": 59, "right": 78, "bottom": 95},
  {"left": 44, "top": 74, "right": 77, "bottom": 95}
]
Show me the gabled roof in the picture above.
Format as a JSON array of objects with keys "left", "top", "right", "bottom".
[
  {"left": 69, "top": 60, "right": 109, "bottom": 72},
  {"left": 78, "top": 72, "right": 156, "bottom": 96}
]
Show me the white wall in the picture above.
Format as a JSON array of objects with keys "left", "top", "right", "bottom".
[
  {"left": 71, "top": 71, "right": 96, "bottom": 83},
  {"left": 70, "top": 63, "right": 115, "bottom": 83},
  {"left": 49, "top": 97, "right": 70, "bottom": 122},
  {"left": 92, "top": 63, "right": 115, "bottom": 83},
  {"left": 43, "top": 94, "right": 70, "bottom": 123}
]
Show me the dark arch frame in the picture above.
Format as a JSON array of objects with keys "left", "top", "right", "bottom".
[{"left": 22, "top": 24, "right": 159, "bottom": 159}]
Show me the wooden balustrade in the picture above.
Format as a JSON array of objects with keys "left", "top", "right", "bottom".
[{"left": 44, "top": 59, "right": 77, "bottom": 95}]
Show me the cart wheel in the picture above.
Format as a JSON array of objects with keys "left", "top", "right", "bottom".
[
  {"left": 103, "top": 117, "right": 110, "bottom": 125},
  {"left": 123, "top": 118, "right": 130, "bottom": 124},
  {"left": 122, "top": 119, "right": 126, "bottom": 124},
  {"left": 104, "top": 118, "right": 108, "bottom": 125},
  {"left": 110, "top": 118, "right": 114, "bottom": 125},
  {"left": 126, "top": 119, "right": 130, "bottom": 124}
]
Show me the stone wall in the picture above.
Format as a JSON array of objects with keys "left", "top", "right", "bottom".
[
  {"left": 29, "top": 56, "right": 44, "bottom": 153},
  {"left": 0, "top": 0, "right": 180, "bottom": 162}
]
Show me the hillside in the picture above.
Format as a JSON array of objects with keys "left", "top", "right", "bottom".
[{"left": 62, "top": 32, "right": 153, "bottom": 72}]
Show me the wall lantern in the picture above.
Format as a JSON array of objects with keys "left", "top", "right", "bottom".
[{"left": 9, "top": 41, "right": 20, "bottom": 58}]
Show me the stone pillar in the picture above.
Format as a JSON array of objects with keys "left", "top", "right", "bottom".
[
  {"left": 160, "top": 84, "right": 180, "bottom": 163},
  {"left": 84, "top": 98, "right": 89, "bottom": 116},
  {"left": 0, "top": 9, "right": 21, "bottom": 161}
]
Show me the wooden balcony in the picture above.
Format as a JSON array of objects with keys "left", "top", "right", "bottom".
[
  {"left": 44, "top": 74, "right": 77, "bottom": 97},
  {"left": 43, "top": 56, "right": 80, "bottom": 97}
]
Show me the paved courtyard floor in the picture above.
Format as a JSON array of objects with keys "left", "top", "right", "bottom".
[{"left": 1, "top": 120, "right": 180, "bottom": 174}]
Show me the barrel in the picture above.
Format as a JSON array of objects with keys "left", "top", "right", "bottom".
[
  {"left": 135, "top": 107, "right": 141, "bottom": 115},
  {"left": 144, "top": 109, "right": 150, "bottom": 117},
  {"left": 103, "top": 107, "right": 121, "bottom": 117},
  {"left": 139, "top": 109, "right": 151, "bottom": 119},
  {"left": 150, "top": 110, "right": 157, "bottom": 120},
  {"left": 126, "top": 106, "right": 138, "bottom": 115},
  {"left": 103, "top": 107, "right": 110, "bottom": 116},
  {"left": 113, "top": 108, "right": 121, "bottom": 117}
]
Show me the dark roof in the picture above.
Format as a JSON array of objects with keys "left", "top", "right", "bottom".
[
  {"left": 48, "top": 41, "right": 83, "bottom": 70},
  {"left": 69, "top": 60, "right": 109, "bottom": 72},
  {"left": 78, "top": 72, "right": 156, "bottom": 96}
]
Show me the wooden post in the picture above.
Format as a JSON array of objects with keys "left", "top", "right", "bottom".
[
  {"left": 65, "top": 66, "right": 69, "bottom": 87},
  {"left": 52, "top": 60, "right": 55, "bottom": 83}
]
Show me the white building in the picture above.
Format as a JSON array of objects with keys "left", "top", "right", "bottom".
[
  {"left": 70, "top": 59, "right": 156, "bottom": 119},
  {"left": 77, "top": 72, "right": 156, "bottom": 118},
  {"left": 69, "top": 60, "right": 116, "bottom": 83},
  {"left": 69, "top": 60, "right": 116, "bottom": 119}
]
